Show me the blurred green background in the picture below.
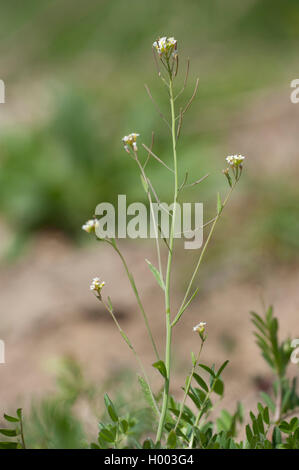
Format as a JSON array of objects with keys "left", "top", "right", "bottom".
[{"left": 0, "top": 0, "right": 299, "bottom": 260}]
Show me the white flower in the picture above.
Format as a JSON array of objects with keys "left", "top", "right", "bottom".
[
  {"left": 193, "top": 322, "right": 207, "bottom": 335},
  {"left": 225, "top": 154, "right": 245, "bottom": 168},
  {"left": 153, "top": 36, "right": 177, "bottom": 58},
  {"left": 122, "top": 133, "right": 140, "bottom": 153},
  {"left": 90, "top": 277, "right": 105, "bottom": 295},
  {"left": 82, "top": 219, "right": 99, "bottom": 234}
]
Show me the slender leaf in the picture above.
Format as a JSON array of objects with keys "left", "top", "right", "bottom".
[{"left": 146, "top": 259, "right": 165, "bottom": 290}]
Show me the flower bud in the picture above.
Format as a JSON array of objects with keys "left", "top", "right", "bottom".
[
  {"left": 90, "top": 277, "right": 105, "bottom": 299},
  {"left": 153, "top": 36, "right": 178, "bottom": 59},
  {"left": 225, "top": 154, "right": 245, "bottom": 168},
  {"left": 193, "top": 322, "right": 207, "bottom": 341},
  {"left": 122, "top": 133, "right": 140, "bottom": 153},
  {"left": 82, "top": 219, "right": 99, "bottom": 234}
]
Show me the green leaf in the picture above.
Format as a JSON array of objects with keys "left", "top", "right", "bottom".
[
  {"left": 251, "top": 318, "right": 267, "bottom": 337},
  {"left": 138, "top": 375, "right": 159, "bottom": 417},
  {"left": 250, "top": 311, "right": 267, "bottom": 330},
  {"left": 16, "top": 409, "right": 22, "bottom": 420},
  {"left": 282, "top": 387, "right": 292, "bottom": 412},
  {"left": 120, "top": 419, "right": 128, "bottom": 434},
  {"left": 257, "top": 413, "right": 265, "bottom": 435},
  {"left": 167, "top": 430, "right": 177, "bottom": 449},
  {"left": 266, "top": 306, "right": 273, "bottom": 324},
  {"left": 223, "top": 170, "right": 232, "bottom": 188},
  {"left": 257, "top": 402, "right": 264, "bottom": 414},
  {"left": 193, "top": 373, "right": 209, "bottom": 392},
  {"left": 99, "top": 428, "right": 116, "bottom": 443},
  {"left": 152, "top": 360, "right": 167, "bottom": 379},
  {"left": 104, "top": 394, "right": 118, "bottom": 423},
  {"left": 145, "top": 259, "right": 165, "bottom": 290},
  {"left": 169, "top": 408, "right": 193, "bottom": 426},
  {"left": 197, "top": 364, "right": 216, "bottom": 377},
  {"left": 272, "top": 426, "right": 282, "bottom": 447},
  {"left": 263, "top": 407, "right": 270, "bottom": 425},
  {"left": 217, "top": 410, "right": 232, "bottom": 432},
  {"left": 90, "top": 442, "right": 100, "bottom": 449},
  {"left": 260, "top": 392, "right": 276, "bottom": 413},
  {"left": 217, "top": 192, "right": 223, "bottom": 215},
  {"left": 290, "top": 417, "right": 299, "bottom": 432},
  {"left": 279, "top": 421, "right": 291, "bottom": 434},
  {"left": 3, "top": 414, "right": 19, "bottom": 423},
  {"left": 191, "top": 352, "right": 196, "bottom": 366},
  {"left": 216, "top": 360, "right": 229, "bottom": 377},
  {"left": 0, "top": 429, "right": 17, "bottom": 437},
  {"left": 143, "top": 438, "right": 154, "bottom": 449},
  {"left": 213, "top": 379, "right": 224, "bottom": 396},
  {"left": 140, "top": 174, "right": 149, "bottom": 193},
  {"left": 246, "top": 424, "right": 253, "bottom": 444},
  {"left": 261, "top": 351, "right": 274, "bottom": 369},
  {"left": 0, "top": 442, "right": 19, "bottom": 449},
  {"left": 188, "top": 388, "right": 202, "bottom": 409},
  {"left": 174, "top": 288, "right": 199, "bottom": 325}
]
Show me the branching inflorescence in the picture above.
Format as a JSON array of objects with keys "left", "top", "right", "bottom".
[{"left": 82, "top": 36, "right": 247, "bottom": 447}]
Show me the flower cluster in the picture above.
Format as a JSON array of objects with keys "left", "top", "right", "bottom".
[
  {"left": 223, "top": 154, "right": 246, "bottom": 186},
  {"left": 153, "top": 36, "right": 177, "bottom": 59},
  {"left": 82, "top": 218, "right": 99, "bottom": 234},
  {"left": 90, "top": 277, "right": 105, "bottom": 298},
  {"left": 122, "top": 133, "right": 140, "bottom": 153},
  {"left": 225, "top": 154, "right": 245, "bottom": 168},
  {"left": 193, "top": 322, "right": 207, "bottom": 341}
]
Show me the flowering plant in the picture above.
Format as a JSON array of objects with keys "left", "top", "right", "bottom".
[
  {"left": 74, "top": 37, "right": 299, "bottom": 450},
  {"left": 2, "top": 36, "right": 299, "bottom": 451}
]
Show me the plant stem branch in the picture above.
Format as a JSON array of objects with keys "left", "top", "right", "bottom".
[
  {"left": 155, "top": 67, "right": 178, "bottom": 443},
  {"left": 20, "top": 415, "right": 26, "bottom": 449},
  {"left": 134, "top": 153, "right": 164, "bottom": 285},
  {"left": 173, "top": 183, "right": 237, "bottom": 327},
  {"left": 189, "top": 376, "right": 217, "bottom": 448},
  {"left": 106, "top": 239, "right": 160, "bottom": 361},
  {"left": 174, "top": 341, "right": 204, "bottom": 431},
  {"left": 101, "top": 297, "right": 160, "bottom": 417}
]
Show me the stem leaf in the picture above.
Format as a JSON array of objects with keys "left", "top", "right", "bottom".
[
  {"left": 152, "top": 360, "right": 167, "bottom": 379},
  {"left": 146, "top": 259, "right": 165, "bottom": 290},
  {"left": 193, "top": 373, "right": 209, "bottom": 392},
  {"left": 217, "top": 192, "right": 223, "bottom": 215},
  {"left": 138, "top": 375, "right": 160, "bottom": 417}
]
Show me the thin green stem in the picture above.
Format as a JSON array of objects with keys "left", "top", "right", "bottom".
[
  {"left": 155, "top": 69, "right": 178, "bottom": 443},
  {"left": 134, "top": 154, "right": 163, "bottom": 282},
  {"left": 174, "top": 340, "right": 204, "bottom": 432},
  {"left": 19, "top": 415, "right": 26, "bottom": 449},
  {"left": 106, "top": 239, "right": 160, "bottom": 361},
  {"left": 101, "top": 297, "right": 160, "bottom": 417},
  {"left": 189, "top": 376, "right": 217, "bottom": 448},
  {"left": 173, "top": 183, "right": 237, "bottom": 327},
  {"left": 274, "top": 376, "right": 283, "bottom": 423}
]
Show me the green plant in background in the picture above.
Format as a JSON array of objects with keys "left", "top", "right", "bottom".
[
  {"left": 87, "top": 306, "right": 299, "bottom": 449},
  {"left": 0, "top": 408, "right": 26, "bottom": 449}
]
